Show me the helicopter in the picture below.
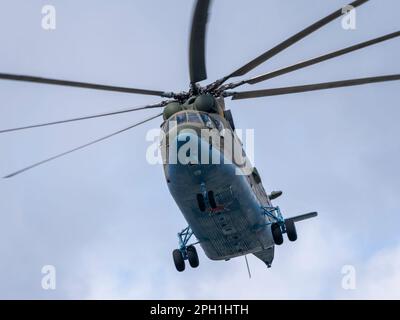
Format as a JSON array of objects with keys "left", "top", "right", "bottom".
[{"left": 0, "top": 0, "right": 399, "bottom": 272}]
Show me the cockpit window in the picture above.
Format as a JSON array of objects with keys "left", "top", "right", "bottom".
[
  {"left": 161, "top": 121, "right": 168, "bottom": 132},
  {"left": 176, "top": 112, "right": 187, "bottom": 125},
  {"left": 163, "top": 111, "right": 219, "bottom": 132},
  {"left": 187, "top": 112, "right": 201, "bottom": 124},
  {"left": 168, "top": 118, "right": 177, "bottom": 130},
  {"left": 212, "top": 118, "right": 224, "bottom": 131},
  {"left": 200, "top": 113, "right": 215, "bottom": 128}
]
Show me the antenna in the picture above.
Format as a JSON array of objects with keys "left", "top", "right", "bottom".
[{"left": 245, "top": 255, "right": 252, "bottom": 279}]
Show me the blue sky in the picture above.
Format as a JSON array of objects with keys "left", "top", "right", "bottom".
[{"left": 0, "top": 0, "right": 399, "bottom": 299}]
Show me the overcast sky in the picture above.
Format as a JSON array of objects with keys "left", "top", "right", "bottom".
[{"left": 0, "top": 0, "right": 399, "bottom": 299}]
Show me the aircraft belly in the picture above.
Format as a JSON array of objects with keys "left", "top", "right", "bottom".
[{"left": 166, "top": 153, "right": 274, "bottom": 260}]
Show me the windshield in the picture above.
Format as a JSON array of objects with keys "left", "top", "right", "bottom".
[{"left": 162, "top": 111, "right": 216, "bottom": 132}]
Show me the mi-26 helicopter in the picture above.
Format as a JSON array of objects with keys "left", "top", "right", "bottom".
[{"left": 0, "top": 0, "right": 399, "bottom": 272}]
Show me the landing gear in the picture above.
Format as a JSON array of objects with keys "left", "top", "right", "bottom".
[
  {"left": 173, "top": 226, "right": 200, "bottom": 272},
  {"left": 262, "top": 205, "right": 300, "bottom": 245},
  {"left": 173, "top": 249, "right": 185, "bottom": 272},
  {"left": 271, "top": 223, "right": 284, "bottom": 245},
  {"left": 285, "top": 219, "right": 297, "bottom": 242},
  {"left": 197, "top": 182, "right": 218, "bottom": 211},
  {"left": 187, "top": 246, "right": 199, "bottom": 268}
]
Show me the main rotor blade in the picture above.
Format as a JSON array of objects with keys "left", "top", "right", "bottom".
[
  {"left": 0, "top": 101, "right": 168, "bottom": 134},
  {"left": 230, "top": 75, "right": 400, "bottom": 100},
  {"left": 0, "top": 73, "right": 174, "bottom": 98},
  {"left": 229, "top": 31, "right": 400, "bottom": 88},
  {"left": 217, "top": 0, "right": 369, "bottom": 85},
  {"left": 189, "top": 0, "right": 212, "bottom": 83},
  {"left": 3, "top": 113, "right": 162, "bottom": 178}
]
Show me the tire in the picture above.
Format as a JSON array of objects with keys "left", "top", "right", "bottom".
[
  {"left": 271, "top": 223, "right": 284, "bottom": 245},
  {"left": 285, "top": 219, "right": 297, "bottom": 242},
  {"left": 196, "top": 194, "right": 206, "bottom": 212},
  {"left": 187, "top": 246, "right": 199, "bottom": 268},
  {"left": 208, "top": 191, "right": 217, "bottom": 209},
  {"left": 173, "top": 249, "right": 185, "bottom": 272}
]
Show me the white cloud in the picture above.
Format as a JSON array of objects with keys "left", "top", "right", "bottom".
[
  {"left": 74, "top": 219, "right": 357, "bottom": 300},
  {"left": 336, "top": 243, "right": 400, "bottom": 299}
]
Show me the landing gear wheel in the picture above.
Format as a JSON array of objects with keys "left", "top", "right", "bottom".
[
  {"left": 173, "top": 249, "right": 185, "bottom": 272},
  {"left": 285, "top": 219, "right": 297, "bottom": 242},
  {"left": 271, "top": 223, "right": 284, "bottom": 245},
  {"left": 208, "top": 190, "right": 217, "bottom": 209},
  {"left": 196, "top": 194, "right": 206, "bottom": 212},
  {"left": 187, "top": 246, "right": 199, "bottom": 268}
]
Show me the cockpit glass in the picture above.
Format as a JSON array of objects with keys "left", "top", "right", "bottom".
[
  {"left": 162, "top": 121, "right": 168, "bottom": 132},
  {"left": 187, "top": 112, "right": 201, "bottom": 123},
  {"left": 176, "top": 112, "right": 187, "bottom": 124},
  {"left": 169, "top": 117, "right": 177, "bottom": 130},
  {"left": 163, "top": 112, "right": 220, "bottom": 132},
  {"left": 213, "top": 118, "right": 224, "bottom": 131},
  {"left": 200, "top": 113, "right": 214, "bottom": 128}
]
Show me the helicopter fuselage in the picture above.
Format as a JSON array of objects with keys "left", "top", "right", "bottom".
[{"left": 161, "top": 110, "right": 276, "bottom": 265}]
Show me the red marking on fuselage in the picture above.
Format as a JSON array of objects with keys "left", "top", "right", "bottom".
[{"left": 208, "top": 205, "right": 227, "bottom": 214}]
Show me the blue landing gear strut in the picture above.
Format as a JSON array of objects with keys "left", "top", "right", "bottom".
[
  {"left": 173, "top": 226, "right": 200, "bottom": 272},
  {"left": 178, "top": 226, "right": 195, "bottom": 258},
  {"left": 261, "top": 206, "right": 318, "bottom": 245},
  {"left": 261, "top": 206, "right": 286, "bottom": 231},
  {"left": 261, "top": 206, "right": 293, "bottom": 245}
]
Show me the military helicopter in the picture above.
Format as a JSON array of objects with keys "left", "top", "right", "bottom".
[{"left": 1, "top": 0, "right": 399, "bottom": 272}]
